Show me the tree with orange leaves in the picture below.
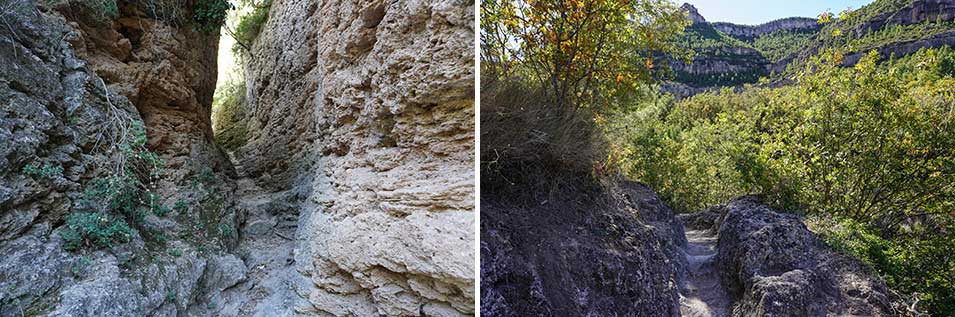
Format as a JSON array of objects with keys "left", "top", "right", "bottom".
[{"left": 481, "top": 0, "right": 688, "bottom": 112}]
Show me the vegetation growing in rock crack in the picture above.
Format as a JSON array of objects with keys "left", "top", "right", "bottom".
[
  {"left": 61, "top": 111, "right": 171, "bottom": 252},
  {"left": 227, "top": 0, "right": 271, "bottom": 53},
  {"left": 22, "top": 162, "right": 63, "bottom": 182},
  {"left": 211, "top": 79, "right": 250, "bottom": 151},
  {"left": 193, "top": 0, "right": 232, "bottom": 33}
]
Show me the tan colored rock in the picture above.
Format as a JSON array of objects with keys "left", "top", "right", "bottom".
[
  {"left": 68, "top": 2, "right": 231, "bottom": 178},
  {"left": 240, "top": 0, "right": 475, "bottom": 315}
]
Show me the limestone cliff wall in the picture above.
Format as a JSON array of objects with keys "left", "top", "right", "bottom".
[
  {"left": 0, "top": 0, "right": 240, "bottom": 315},
  {"left": 711, "top": 18, "right": 821, "bottom": 39},
  {"left": 239, "top": 0, "right": 475, "bottom": 315}
]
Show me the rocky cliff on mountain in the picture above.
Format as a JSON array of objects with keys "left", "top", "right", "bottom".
[
  {"left": 232, "top": 0, "right": 476, "bottom": 315},
  {"left": 711, "top": 18, "right": 820, "bottom": 40},
  {"left": 670, "top": 0, "right": 955, "bottom": 95}
]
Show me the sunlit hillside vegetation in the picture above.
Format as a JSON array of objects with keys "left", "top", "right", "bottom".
[{"left": 608, "top": 47, "right": 955, "bottom": 314}]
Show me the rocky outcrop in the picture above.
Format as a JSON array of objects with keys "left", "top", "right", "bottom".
[
  {"left": 237, "top": 0, "right": 475, "bottom": 315},
  {"left": 713, "top": 196, "right": 899, "bottom": 316},
  {"left": 843, "top": 31, "right": 955, "bottom": 65},
  {"left": 848, "top": 0, "right": 955, "bottom": 36},
  {"left": 680, "top": 3, "right": 821, "bottom": 40},
  {"left": 711, "top": 18, "right": 820, "bottom": 40},
  {"left": 64, "top": 0, "right": 233, "bottom": 179},
  {"left": 0, "top": 0, "right": 241, "bottom": 315},
  {"left": 682, "top": 3, "right": 705, "bottom": 24},
  {"left": 481, "top": 180, "right": 687, "bottom": 316}
]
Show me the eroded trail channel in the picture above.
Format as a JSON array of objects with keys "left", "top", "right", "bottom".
[{"left": 679, "top": 230, "right": 730, "bottom": 317}]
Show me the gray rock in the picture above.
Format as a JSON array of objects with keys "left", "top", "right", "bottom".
[
  {"left": 713, "top": 196, "right": 899, "bottom": 316},
  {"left": 243, "top": 218, "right": 276, "bottom": 236},
  {"left": 203, "top": 254, "right": 248, "bottom": 293},
  {"left": 480, "top": 180, "right": 685, "bottom": 316}
]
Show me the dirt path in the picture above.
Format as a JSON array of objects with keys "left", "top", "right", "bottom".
[
  {"left": 213, "top": 153, "right": 299, "bottom": 316},
  {"left": 679, "top": 230, "right": 730, "bottom": 317}
]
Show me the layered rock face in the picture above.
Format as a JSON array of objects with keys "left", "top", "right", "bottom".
[
  {"left": 238, "top": 0, "right": 475, "bottom": 315},
  {"left": 713, "top": 196, "right": 899, "bottom": 316},
  {"left": 66, "top": 0, "right": 232, "bottom": 179},
  {"left": 711, "top": 18, "right": 820, "bottom": 40},
  {"left": 481, "top": 181, "right": 687, "bottom": 316},
  {"left": 0, "top": 0, "right": 241, "bottom": 315}
]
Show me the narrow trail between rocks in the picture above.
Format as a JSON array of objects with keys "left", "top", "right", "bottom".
[
  {"left": 679, "top": 230, "right": 730, "bottom": 317},
  {"left": 215, "top": 153, "right": 299, "bottom": 316}
]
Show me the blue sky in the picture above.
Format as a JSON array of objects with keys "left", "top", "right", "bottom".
[{"left": 681, "top": 0, "right": 875, "bottom": 25}]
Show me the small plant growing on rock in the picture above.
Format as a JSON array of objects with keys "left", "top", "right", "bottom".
[
  {"left": 65, "top": 116, "right": 168, "bottom": 252},
  {"left": 167, "top": 248, "right": 182, "bottom": 257},
  {"left": 228, "top": 0, "right": 272, "bottom": 53},
  {"left": 165, "top": 291, "right": 176, "bottom": 302},
  {"left": 147, "top": 193, "right": 170, "bottom": 217},
  {"left": 22, "top": 162, "right": 63, "bottom": 181},
  {"left": 173, "top": 200, "right": 189, "bottom": 214},
  {"left": 60, "top": 212, "right": 133, "bottom": 251}
]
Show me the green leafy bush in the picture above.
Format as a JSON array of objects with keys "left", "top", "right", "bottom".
[
  {"left": 22, "top": 162, "right": 63, "bottom": 181},
  {"left": 193, "top": 0, "right": 232, "bottom": 33},
  {"left": 65, "top": 119, "right": 170, "bottom": 251},
  {"left": 231, "top": 0, "right": 271, "bottom": 53},
  {"left": 61, "top": 212, "right": 133, "bottom": 251},
  {"left": 75, "top": 0, "right": 118, "bottom": 23},
  {"left": 609, "top": 47, "right": 955, "bottom": 314},
  {"left": 211, "top": 80, "right": 250, "bottom": 151}
]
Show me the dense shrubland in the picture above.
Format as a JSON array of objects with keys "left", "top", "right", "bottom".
[
  {"left": 480, "top": 0, "right": 688, "bottom": 194},
  {"left": 608, "top": 47, "right": 955, "bottom": 314}
]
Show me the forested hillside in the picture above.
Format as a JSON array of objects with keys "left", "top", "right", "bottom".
[
  {"left": 671, "top": 0, "right": 955, "bottom": 94},
  {"left": 618, "top": 24, "right": 955, "bottom": 317}
]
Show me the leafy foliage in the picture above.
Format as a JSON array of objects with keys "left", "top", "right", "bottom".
[
  {"left": 609, "top": 47, "right": 955, "bottom": 314},
  {"left": 674, "top": 23, "right": 752, "bottom": 54},
  {"left": 230, "top": 0, "right": 271, "bottom": 53},
  {"left": 22, "top": 162, "right": 63, "bottom": 181},
  {"left": 751, "top": 29, "right": 815, "bottom": 63},
  {"left": 481, "top": 0, "right": 688, "bottom": 111},
  {"left": 61, "top": 212, "right": 133, "bottom": 251},
  {"left": 76, "top": 0, "right": 118, "bottom": 23},
  {"left": 193, "top": 0, "right": 232, "bottom": 33},
  {"left": 63, "top": 120, "right": 170, "bottom": 251},
  {"left": 211, "top": 80, "right": 249, "bottom": 151}
]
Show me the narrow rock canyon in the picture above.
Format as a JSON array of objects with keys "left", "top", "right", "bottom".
[{"left": 0, "top": 0, "right": 474, "bottom": 315}]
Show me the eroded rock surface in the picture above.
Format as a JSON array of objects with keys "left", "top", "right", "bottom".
[
  {"left": 714, "top": 196, "right": 898, "bottom": 316},
  {"left": 0, "top": 0, "right": 240, "bottom": 315},
  {"left": 234, "top": 0, "right": 476, "bottom": 315},
  {"left": 480, "top": 180, "right": 686, "bottom": 316}
]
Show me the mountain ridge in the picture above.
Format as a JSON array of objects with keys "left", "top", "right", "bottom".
[{"left": 668, "top": 0, "right": 955, "bottom": 96}]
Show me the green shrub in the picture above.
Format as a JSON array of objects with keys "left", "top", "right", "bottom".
[
  {"left": 211, "top": 80, "right": 250, "bottom": 151},
  {"left": 22, "top": 162, "right": 63, "bottom": 181},
  {"left": 66, "top": 119, "right": 169, "bottom": 251},
  {"left": 193, "top": 0, "right": 232, "bottom": 33},
  {"left": 75, "top": 0, "right": 118, "bottom": 23},
  {"left": 60, "top": 212, "right": 133, "bottom": 251},
  {"left": 610, "top": 47, "right": 955, "bottom": 314},
  {"left": 231, "top": 0, "right": 271, "bottom": 53}
]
